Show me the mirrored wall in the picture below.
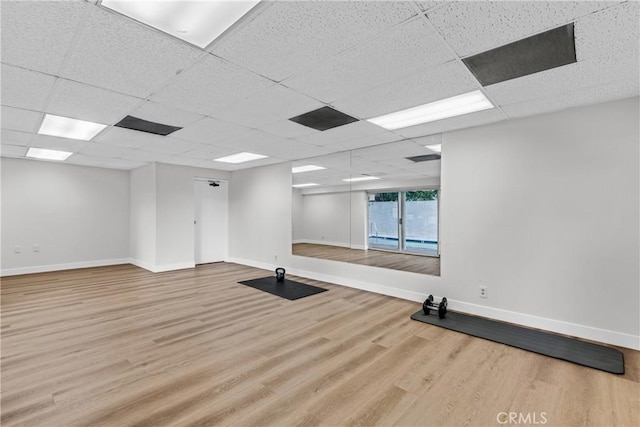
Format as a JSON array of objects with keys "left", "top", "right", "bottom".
[{"left": 291, "top": 136, "right": 442, "bottom": 276}]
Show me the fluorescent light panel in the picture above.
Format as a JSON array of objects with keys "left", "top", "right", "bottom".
[
  {"left": 26, "top": 147, "right": 73, "bottom": 161},
  {"left": 367, "top": 90, "right": 494, "bottom": 130},
  {"left": 292, "top": 165, "right": 326, "bottom": 174},
  {"left": 101, "top": 0, "right": 261, "bottom": 48},
  {"left": 343, "top": 176, "right": 380, "bottom": 182},
  {"left": 214, "top": 152, "right": 267, "bottom": 164},
  {"left": 425, "top": 144, "right": 441, "bottom": 153},
  {"left": 292, "top": 183, "right": 320, "bottom": 188},
  {"left": 38, "top": 114, "right": 107, "bottom": 141}
]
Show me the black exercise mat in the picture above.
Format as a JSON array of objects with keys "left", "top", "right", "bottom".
[
  {"left": 411, "top": 310, "right": 624, "bottom": 374},
  {"left": 239, "top": 277, "right": 328, "bottom": 300}
]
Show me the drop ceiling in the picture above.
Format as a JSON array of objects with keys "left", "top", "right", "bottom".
[{"left": 1, "top": 0, "right": 638, "bottom": 173}]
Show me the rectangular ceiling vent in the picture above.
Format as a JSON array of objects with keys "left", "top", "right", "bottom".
[
  {"left": 463, "top": 23, "right": 576, "bottom": 86},
  {"left": 114, "top": 115, "right": 182, "bottom": 136},
  {"left": 289, "top": 106, "right": 359, "bottom": 131},
  {"left": 406, "top": 154, "right": 441, "bottom": 162}
]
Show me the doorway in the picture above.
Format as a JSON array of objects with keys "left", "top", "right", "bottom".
[{"left": 194, "top": 179, "right": 228, "bottom": 264}]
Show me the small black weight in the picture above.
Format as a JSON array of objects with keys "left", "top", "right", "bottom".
[
  {"left": 422, "top": 294, "right": 434, "bottom": 315},
  {"left": 275, "top": 267, "right": 286, "bottom": 282},
  {"left": 422, "top": 294, "right": 447, "bottom": 319}
]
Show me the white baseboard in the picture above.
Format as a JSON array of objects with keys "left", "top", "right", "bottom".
[
  {"left": 129, "top": 259, "right": 195, "bottom": 273},
  {"left": 228, "top": 258, "right": 640, "bottom": 350},
  {"left": 0, "top": 258, "right": 131, "bottom": 277}
]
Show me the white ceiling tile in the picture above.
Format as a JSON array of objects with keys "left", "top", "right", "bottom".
[
  {"left": 0, "top": 144, "right": 28, "bottom": 158},
  {"left": 29, "top": 134, "right": 88, "bottom": 153},
  {"left": 60, "top": 6, "right": 203, "bottom": 98},
  {"left": 1, "top": 129, "right": 32, "bottom": 147},
  {"left": 0, "top": 0, "right": 89, "bottom": 74},
  {"left": 297, "top": 120, "right": 390, "bottom": 147},
  {"left": 258, "top": 120, "right": 320, "bottom": 139},
  {"left": 391, "top": 108, "right": 508, "bottom": 138},
  {"left": 150, "top": 55, "right": 274, "bottom": 116},
  {"left": 163, "top": 155, "right": 227, "bottom": 169},
  {"left": 1, "top": 65, "right": 56, "bottom": 111},
  {"left": 181, "top": 144, "right": 238, "bottom": 160},
  {"left": 428, "top": 1, "right": 622, "bottom": 57},
  {"left": 351, "top": 140, "right": 432, "bottom": 161},
  {"left": 211, "top": 84, "right": 324, "bottom": 128},
  {"left": 486, "top": 57, "right": 639, "bottom": 106},
  {"left": 119, "top": 148, "right": 172, "bottom": 163},
  {"left": 1, "top": 106, "right": 42, "bottom": 133},
  {"left": 76, "top": 142, "right": 130, "bottom": 158},
  {"left": 171, "top": 117, "right": 255, "bottom": 144},
  {"left": 142, "top": 137, "right": 200, "bottom": 155},
  {"left": 283, "top": 18, "right": 455, "bottom": 103},
  {"left": 501, "top": 79, "right": 640, "bottom": 120},
  {"left": 575, "top": 1, "right": 639, "bottom": 62},
  {"left": 293, "top": 152, "right": 351, "bottom": 172},
  {"left": 324, "top": 130, "right": 406, "bottom": 151},
  {"left": 67, "top": 153, "right": 148, "bottom": 170},
  {"left": 94, "top": 127, "right": 153, "bottom": 149},
  {"left": 129, "top": 101, "right": 205, "bottom": 128},
  {"left": 211, "top": 1, "right": 417, "bottom": 81},
  {"left": 416, "top": 1, "right": 449, "bottom": 12},
  {"left": 47, "top": 79, "right": 142, "bottom": 125},
  {"left": 332, "top": 61, "right": 480, "bottom": 119}
]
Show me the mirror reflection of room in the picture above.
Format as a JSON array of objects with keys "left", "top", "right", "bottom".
[{"left": 292, "top": 137, "right": 442, "bottom": 276}]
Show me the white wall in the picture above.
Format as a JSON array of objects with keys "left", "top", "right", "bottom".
[
  {"left": 229, "top": 162, "right": 291, "bottom": 266},
  {"left": 298, "top": 192, "right": 351, "bottom": 247},
  {"left": 129, "top": 162, "right": 231, "bottom": 272},
  {"left": 1, "top": 158, "right": 130, "bottom": 275},
  {"left": 350, "top": 191, "right": 367, "bottom": 249},
  {"left": 130, "top": 163, "right": 157, "bottom": 269},
  {"left": 230, "top": 97, "right": 640, "bottom": 349}
]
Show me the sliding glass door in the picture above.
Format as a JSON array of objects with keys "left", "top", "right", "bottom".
[
  {"left": 368, "top": 189, "right": 439, "bottom": 256},
  {"left": 403, "top": 190, "right": 438, "bottom": 256},
  {"left": 368, "top": 192, "right": 400, "bottom": 251}
]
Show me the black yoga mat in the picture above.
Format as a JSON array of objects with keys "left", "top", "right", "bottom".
[
  {"left": 239, "top": 277, "right": 328, "bottom": 300},
  {"left": 411, "top": 309, "right": 624, "bottom": 374}
]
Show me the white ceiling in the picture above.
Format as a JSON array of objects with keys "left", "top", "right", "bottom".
[{"left": 1, "top": 0, "right": 638, "bottom": 179}]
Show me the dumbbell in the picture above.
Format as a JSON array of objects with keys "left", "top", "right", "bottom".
[
  {"left": 422, "top": 294, "right": 447, "bottom": 319},
  {"left": 275, "top": 267, "right": 285, "bottom": 282}
]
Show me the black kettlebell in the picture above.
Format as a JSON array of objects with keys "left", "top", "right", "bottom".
[{"left": 275, "top": 267, "right": 285, "bottom": 282}]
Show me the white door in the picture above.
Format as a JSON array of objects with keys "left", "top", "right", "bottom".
[{"left": 194, "top": 180, "right": 228, "bottom": 264}]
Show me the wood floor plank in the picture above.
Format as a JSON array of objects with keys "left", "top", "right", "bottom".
[{"left": 1, "top": 262, "right": 637, "bottom": 426}]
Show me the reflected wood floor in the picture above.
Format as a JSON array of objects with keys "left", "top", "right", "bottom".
[
  {"left": 292, "top": 243, "right": 440, "bottom": 276},
  {"left": 1, "top": 263, "right": 638, "bottom": 427}
]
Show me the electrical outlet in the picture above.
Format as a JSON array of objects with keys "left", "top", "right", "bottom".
[
  {"left": 274, "top": 254, "right": 278, "bottom": 262},
  {"left": 14, "top": 246, "right": 21, "bottom": 254},
  {"left": 479, "top": 286, "right": 488, "bottom": 299},
  {"left": 33, "top": 244, "right": 40, "bottom": 252}
]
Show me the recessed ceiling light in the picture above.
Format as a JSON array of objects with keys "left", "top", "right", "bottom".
[
  {"left": 292, "top": 183, "right": 320, "bottom": 188},
  {"left": 425, "top": 144, "right": 441, "bottom": 153},
  {"left": 26, "top": 147, "right": 73, "bottom": 161},
  {"left": 292, "top": 165, "right": 326, "bottom": 174},
  {"left": 38, "top": 114, "right": 107, "bottom": 141},
  {"left": 367, "top": 90, "right": 494, "bottom": 130},
  {"left": 343, "top": 176, "right": 381, "bottom": 182},
  {"left": 101, "top": 0, "right": 261, "bottom": 49},
  {"left": 213, "top": 152, "right": 268, "bottom": 164}
]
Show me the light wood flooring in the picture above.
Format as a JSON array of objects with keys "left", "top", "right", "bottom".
[
  {"left": 292, "top": 243, "right": 440, "bottom": 276},
  {"left": 1, "top": 263, "right": 638, "bottom": 427}
]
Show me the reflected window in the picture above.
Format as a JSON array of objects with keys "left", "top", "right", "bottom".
[{"left": 368, "top": 190, "right": 438, "bottom": 257}]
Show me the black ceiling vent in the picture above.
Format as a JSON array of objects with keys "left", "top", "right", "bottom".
[
  {"left": 114, "top": 115, "right": 182, "bottom": 136},
  {"left": 406, "top": 154, "right": 441, "bottom": 162},
  {"left": 289, "top": 106, "right": 358, "bottom": 131},
  {"left": 463, "top": 23, "right": 576, "bottom": 86}
]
